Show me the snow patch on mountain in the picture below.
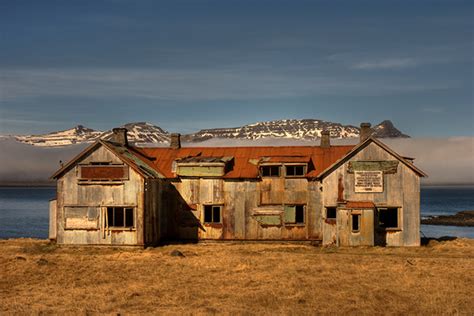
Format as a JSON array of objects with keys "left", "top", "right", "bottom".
[{"left": 9, "top": 119, "right": 408, "bottom": 147}]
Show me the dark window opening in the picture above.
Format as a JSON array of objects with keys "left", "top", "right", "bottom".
[
  {"left": 107, "top": 207, "right": 134, "bottom": 228},
  {"left": 125, "top": 208, "right": 134, "bottom": 227},
  {"left": 286, "top": 165, "right": 305, "bottom": 176},
  {"left": 90, "top": 162, "right": 111, "bottom": 165},
  {"left": 204, "top": 205, "right": 221, "bottom": 223},
  {"left": 284, "top": 205, "right": 305, "bottom": 224},
  {"left": 295, "top": 205, "right": 304, "bottom": 223},
  {"left": 378, "top": 208, "right": 399, "bottom": 228},
  {"left": 352, "top": 214, "right": 360, "bottom": 232},
  {"left": 326, "top": 207, "right": 337, "bottom": 219},
  {"left": 260, "top": 165, "right": 280, "bottom": 177}
]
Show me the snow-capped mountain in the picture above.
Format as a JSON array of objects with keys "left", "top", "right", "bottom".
[
  {"left": 182, "top": 119, "right": 408, "bottom": 142},
  {"left": 13, "top": 122, "right": 169, "bottom": 147},
  {"left": 8, "top": 119, "right": 408, "bottom": 147},
  {"left": 100, "top": 122, "right": 170, "bottom": 144},
  {"left": 14, "top": 125, "right": 103, "bottom": 147}
]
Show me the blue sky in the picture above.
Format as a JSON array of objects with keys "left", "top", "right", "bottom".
[{"left": 0, "top": 0, "right": 472, "bottom": 136}]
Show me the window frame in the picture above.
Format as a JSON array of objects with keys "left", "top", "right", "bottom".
[
  {"left": 260, "top": 165, "right": 281, "bottom": 177},
  {"left": 106, "top": 206, "right": 135, "bottom": 230},
  {"left": 377, "top": 207, "right": 401, "bottom": 231},
  {"left": 284, "top": 204, "right": 306, "bottom": 225},
  {"left": 203, "top": 204, "right": 223, "bottom": 224},
  {"left": 284, "top": 164, "right": 307, "bottom": 177},
  {"left": 351, "top": 213, "right": 361, "bottom": 233}
]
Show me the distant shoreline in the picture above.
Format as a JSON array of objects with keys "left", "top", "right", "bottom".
[
  {"left": 0, "top": 182, "right": 55, "bottom": 187},
  {"left": 421, "top": 211, "right": 474, "bottom": 227},
  {"left": 1, "top": 182, "right": 473, "bottom": 188}
]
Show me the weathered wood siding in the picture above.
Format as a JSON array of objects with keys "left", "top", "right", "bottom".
[
  {"left": 337, "top": 208, "right": 374, "bottom": 246},
  {"left": 56, "top": 145, "right": 145, "bottom": 245},
  {"left": 166, "top": 177, "right": 323, "bottom": 241},
  {"left": 322, "top": 142, "right": 421, "bottom": 246},
  {"left": 49, "top": 199, "right": 57, "bottom": 240}
]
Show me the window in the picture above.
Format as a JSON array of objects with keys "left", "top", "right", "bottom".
[
  {"left": 204, "top": 205, "right": 221, "bottom": 224},
  {"left": 285, "top": 165, "right": 306, "bottom": 177},
  {"left": 260, "top": 165, "right": 281, "bottom": 177},
  {"left": 107, "top": 207, "right": 134, "bottom": 228},
  {"left": 284, "top": 205, "right": 305, "bottom": 224},
  {"left": 378, "top": 208, "right": 399, "bottom": 229},
  {"left": 351, "top": 214, "right": 360, "bottom": 232},
  {"left": 326, "top": 207, "right": 337, "bottom": 219}
]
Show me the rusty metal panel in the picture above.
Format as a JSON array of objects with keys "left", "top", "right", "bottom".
[
  {"left": 79, "top": 165, "right": 128, "bottom": 180},
  {"left": 259, "top": 178, "right": 284, "bottom": 205}
]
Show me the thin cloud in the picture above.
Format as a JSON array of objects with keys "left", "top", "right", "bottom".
[
  {"left": 352, "top": 58, "right": 418, "bottom": 70},
  {"left": 421, "top": 107, "right": 445, "bottom": 113},
  {"left": 0, "top": 67, "right": 455, "bottom": 102}
]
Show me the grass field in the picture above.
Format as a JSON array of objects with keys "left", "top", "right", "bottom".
[{"left": 1, "top": 238, "right": 473, "bottom": 315}]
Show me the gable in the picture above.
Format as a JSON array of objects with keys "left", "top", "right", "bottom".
[
  {"left": 317, "top": 137, "right": 427, "bottom": 179},
  {"left": 51, "top": 140, "right": 163, "bottom": 180}
]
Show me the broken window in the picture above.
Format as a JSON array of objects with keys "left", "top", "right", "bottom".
[
  {"left": 107, "top": 207, "right": 134, "bottom": 228},
  {"left": 378, "top": 208, "right": 399, "bottom": 229},
  {"left": 351, "top": 214, "right": 360, "bottom": 232},
  {"left": 204, "top": 205, "right": 221, "bottom": 224},
  {"left": 285, "top": 165, "right": 306, "bottom": 177},
  {"left": 284, "top": 205, "right": 305, "bottom": 224},
  {"left": 260, "top": 165, "right": 281, "bottom": 177},
  {"left": 326, "top": 207, "right": 337, "bottom": 219}
]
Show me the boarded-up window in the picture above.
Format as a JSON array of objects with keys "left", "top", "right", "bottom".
[
  {"left": 64, "top": 206, "right": 99, "bottom": 229},
  {"left": 107, "top": 207, "right": 134, "bottom": 228},
  {"left": 285, "top": 165, "right": 306, "bottom": 177},
  {"left": 204, "top": 205, "right": 221, "bottom": 224},
  {"left": 79, "top": 165, "right": 128, "bottom": 181},
  {"left": 378, "top": 208, "right": 399, "bottom": 229},
  {"left": 284, "top": 205, "right": 305, "bottom": 224},
  {"left": 260, "top": 165, "right": 280, "bottom": 177},
  {"left": 352, "top": 214, "right": 360, "bottom": 232}
]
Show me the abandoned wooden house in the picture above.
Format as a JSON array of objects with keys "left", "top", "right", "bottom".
[{"left": 49, "top": 123, "right": 426, "bottom": 247}]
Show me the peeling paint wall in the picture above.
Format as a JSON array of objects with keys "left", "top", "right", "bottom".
[
  {"left": 322, "top": 142, "right": 421, "bottom": 246},
  {"left": 56, "top": 145, "right": 145, "bottom": 245},
  {"left": 164, "top": 176, "right": 322, "bottom": 241}
]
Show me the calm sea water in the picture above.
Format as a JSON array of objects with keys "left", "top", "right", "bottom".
[{"left": 0, "top": 186, "right": 473, "bottom": 239}]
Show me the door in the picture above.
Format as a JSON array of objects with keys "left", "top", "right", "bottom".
[{"left": 337, "top": 208, "right": 374, "bottom": 246}]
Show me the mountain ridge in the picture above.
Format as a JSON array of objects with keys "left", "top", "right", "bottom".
[{"left": 8, "top": 119, "right": 409, "bottom": 147}]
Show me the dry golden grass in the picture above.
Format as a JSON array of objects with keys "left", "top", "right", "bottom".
[{"left": 1, "top": 238, "right": 473, "bottom": 315}]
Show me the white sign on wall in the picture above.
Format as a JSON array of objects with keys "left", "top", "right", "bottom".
[{"left": 354, "top": 171, "right": 383, "bottom": 193}]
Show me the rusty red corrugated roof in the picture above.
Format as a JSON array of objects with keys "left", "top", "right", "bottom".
[{"left": 138, "top": 145, "right": 355, "bottom": 179}]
